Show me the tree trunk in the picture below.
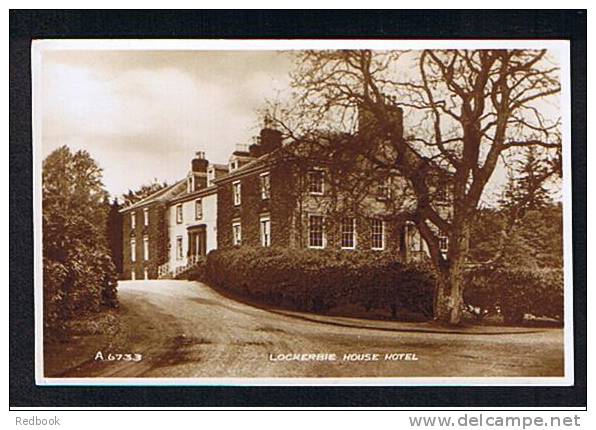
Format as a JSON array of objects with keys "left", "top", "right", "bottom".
[
  {"left": 434, "top": 269, "right": 465, "bottom": 325},
  {"left": 433, "top": 226, "right": 469, "bottom": 325}
]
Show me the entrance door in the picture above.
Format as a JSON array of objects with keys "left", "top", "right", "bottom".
[{"left": 188, "top": 226, "right": 207, "bottom": 259}]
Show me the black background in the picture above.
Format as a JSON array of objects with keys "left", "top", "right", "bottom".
[{"left": 9, "top": 9, "right": 587, "bottom": 408}]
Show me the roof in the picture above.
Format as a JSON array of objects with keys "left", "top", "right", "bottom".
[
  {"left": 211, "top": 163, "right": 228, "bottom": 171},
  {"left": 119, "top": 180, "right": 187, "bottom": 213},
  {"left": 214, "top": 148, "right": 282, "bottom": 184}
]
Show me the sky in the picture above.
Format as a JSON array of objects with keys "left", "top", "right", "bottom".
[
  {"left": 39, "top": 50, "right": 294, "bottom": 197},
  {"left": 37, "top": 47, "right": 562, "bottom": 204}
]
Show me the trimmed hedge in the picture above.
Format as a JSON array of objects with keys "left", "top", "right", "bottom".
[
  {"left": 203, "top": 246, "right": 435, "bottom": 318},
  {"left": 464, "top": 266, "right": 564, "bottom": 324}
]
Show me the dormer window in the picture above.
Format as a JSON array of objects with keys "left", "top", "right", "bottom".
[
  {"left": 207, "top": 167, "right": 215, "bottom": 186},
  {"left": 187, "top": 176, "right": 194, "bottom": 193},
  {"left": 230, "top": 159, "right": 239, "bottom": 172}
]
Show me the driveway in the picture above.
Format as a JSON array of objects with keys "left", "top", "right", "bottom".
[{"left": 53, "top": 280, "right": 564, "bottom": 379}]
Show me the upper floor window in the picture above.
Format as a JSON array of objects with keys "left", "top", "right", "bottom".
[
  {"left": 233, "top": 181, "right": 241, "bottom": 206},
  {"left": 260, "top": 172, "right": 271, "bottom": 200},
  {"left": 143, "top": 207, "right": 149, "bottom": 226},
  {"left": 187, "top": 176, "right": 194, "bottom": 193},
  {"left": 438, "top": 233, "right": 449, "bottom": 253},
  {"left": 143, "top": 235, "right": 149, "bottom": 260},
  {"left": 230, "top": 159, "right": 239, "bottom": 172},
  {"left": 341, "top": 217, "right": 356, "bottom": 249},
  {"left": 207, "top": 168, "right": 215, "bottom": 186},
  {"left": 260, "top": 216, "right": 271, "bottom": 247},
  {"left": 308, "top": 169, "right": 324, "bottom": 195},
  {"left": 436, "top": 183, "right": 449, "bottom": 204},
  {"left": 377, "top": 177, "right": 392, "bottom": 200},
  {"left": 371, "top": 218, "right": 385, "bottom": 250},
  {"left": 195, "top": 199, "right": 203, "bottom": 220},
  {"left": 176, "top": 236, "right": 183, "bottom": 260},
  {"left": 130, "top": 238, "right": 136, "bottom": 262},
  {"left": 130, "top": 212, "right": 136, "bottom": 230},
  {"left": 232, "top": 221, "right": 242, "bottom": 246},
  {"left": 176, "top": 204, "right": 183, "bottom": 224},
  {"left": 308, "top": 215, "right": 325, "bottom": 248}
]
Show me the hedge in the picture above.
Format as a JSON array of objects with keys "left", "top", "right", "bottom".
[
  {"left": 463, "top": 266, "right": 564, "bottom": 324},
  {"left": 202, "top": 246, "right": 435, "bottom": 318}
]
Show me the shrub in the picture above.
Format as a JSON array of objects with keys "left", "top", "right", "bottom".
[
  {"left": 182, "top": 256, "right": 208, "bottom": 282},
  {"left": 464, "top": 266, "right": 564, "bottom": 324},
  {"left": 205, "top": 246, "right": 435, "bottom": 318}
]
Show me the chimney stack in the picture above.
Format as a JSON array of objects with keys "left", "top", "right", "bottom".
[{"left": 192, "top": 151, "right": 208, "bottom": 173}]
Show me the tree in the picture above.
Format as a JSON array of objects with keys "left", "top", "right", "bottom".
[
  {"left": 43, "top": 146, "right": 118, "bottom": 334},
  {"left": 271, "top": 49, "right": 561, "bottom": 324},
  {"left": 122, "top": 179, "right": 168, "bottom": 207},
  {"left": 106, "top": 198, "right": 123, "bottom": 274}
]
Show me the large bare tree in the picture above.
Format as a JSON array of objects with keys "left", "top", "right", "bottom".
[{"left": 271, "top": 49, "right": 561, "bottom": 324}]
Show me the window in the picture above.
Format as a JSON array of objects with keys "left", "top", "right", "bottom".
[
  {"left": 371, "top": 219, "right": 385, "bottom": 250},
  {"left": 438, "top": 233, "right": 449, "bottom": 253},
  {"left": 377, "top": 177, "right": 392, "bottom": 200},
  {"left": 144, "top": 268, "right": 149, "bottom": 280},
  {"left": 130, "top": 238, "right": 136, "bottom": 262},
  {"left": 308, "top": 215, "right": 325, "bottom": 248},
  {"left": 176, "top": 236, "right": 183, "bottom": 260},
  {"left": 308, "top": 169, "right": 324, "bottom": 195},
  {"left": 260, "top": 172, "right": 271, "bottom": 200},
  {"left": 233, "top": 181, "right": 241, "bottom": 206},
  {"left": 232, "top": 221, "right": 242, "bottom": 246},
  {"left": 195, "top": 199, "right": 203, "bottom": 220},
  {"left": 260, "top": 216, "right": 271, "bottom": 247},
  {"left": 176, "top": 204, "right": 183, "bottom": 224},
  {"left": 437, "top": 183, "right": 449, "bottom": 204},
  {"left": 131, "top": 270, "right": 136, "bottom": 281},
  {"left": 130, "top": 212, "right": 136, "bottom": 230},
  {"left": 341, "top": 217, "right": 356, "bottom": 249},
  {"left": 143, "top": 235, "right": 149, "bottom": 260},
  {"left": 143, "top": 207, "right": 149, "bottom": 226},
  {"left": 187, "top": 176, "right": 194, "bottom": 193},
  {"left": 207, "top": 168, "right": 215, "bottom": 186}
]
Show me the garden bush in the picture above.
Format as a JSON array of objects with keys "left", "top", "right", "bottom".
[
  {"left": 181, "top": 256, "right": 208, "bottom": 281},
  {"left": 205, "top": 246, "right": 435, "bottom": 319},
  {"left": 464, "top": 266, "right": 564, "bottom": 324}
]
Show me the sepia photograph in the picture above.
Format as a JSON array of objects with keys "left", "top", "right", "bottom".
[{"left": 32, "top": 39, "right": 572, "bottom": 385}]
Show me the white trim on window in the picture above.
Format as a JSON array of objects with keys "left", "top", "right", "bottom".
[
  {"left": 232, "top": 221, "right": 242, "bottom": 246},
  {"left": 260, "top": 171, "right": 271, "bottom": 200},
  {"left": 308, "top": 168, "right": 325, "bottom": 195},
  {"left": 130, "top": 212, "right": 136, "bottom": 230},
  {"left": 438, "top": 233, "right": 449, "bottom": 253},
  {"left": 176, "top": 203, "right": 183, "bottom": 224},
  {"left": 260, "top": 215, "right": 271, "bottom": 247},
  {"left": 371, "top": 219, "right": 385, "bottom": 251},
  {"left": 130, "top": 237, "right": 136, "bottom": 262},
  {"left": 308, "top": 214, "right": 325, "bottom": 248},
  {"left": 341, "top": 217, "right": 357, "bottom": 249},
  {"left": 233, "top": 180, "right": 241, "bottom": 206},
  {"left": 143, "top": 235, "right": 149, "bottom": 261},
  {"left": 143, "top": 207, "right": 149, "bottom": 226}
]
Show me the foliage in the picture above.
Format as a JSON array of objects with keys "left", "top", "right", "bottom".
[
  {"left": 468, "top": 204, "right": 563, "bottom": 269},
  {"left": 205, "top": 246, "right": 435, "bottom": 318},
  {"left": 178, "top": 256, "right": 207, "bottom": 281},
  {"left": 106, "top": 198, "right": 123, "bottom": 274},
  {"left": 464, "top": 266, "right": 564, "bottom": 324},
  {"left": 121, "top": 179, "right": 168, "bottom": 207},
  {"left": 42, "top": 146, "right": 118, "bottom": 335}
]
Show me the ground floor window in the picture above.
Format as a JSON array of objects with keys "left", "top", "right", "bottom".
[
  {"left": 130, "top": 238, "right": 136, "bottom": 262},
  {"left": 176, "top": 236, "right": 183, "bottom": 260},
  {"left": 260, "top": 216, "right": 271, "bottom": 247},
  {"left": 131, "top": 270, "right": 136, "bottom": 280},
  {"left": 143, "top": 235, "right": 149, "bottom": 260},
  {"left": 144, "top": 268, "right": 149, "bottom": 280},
  {"left": 232, "top": 221, "right": 242, "bottom": 246},
  {"left": 308, "top": 215, "right": 325, "bottom": 248},
  {"left": 341, "top": 217, "right": 356, "bottom": 249},
  {"left": 371, "top": 218, "right": 385, "bottom": 250}
]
